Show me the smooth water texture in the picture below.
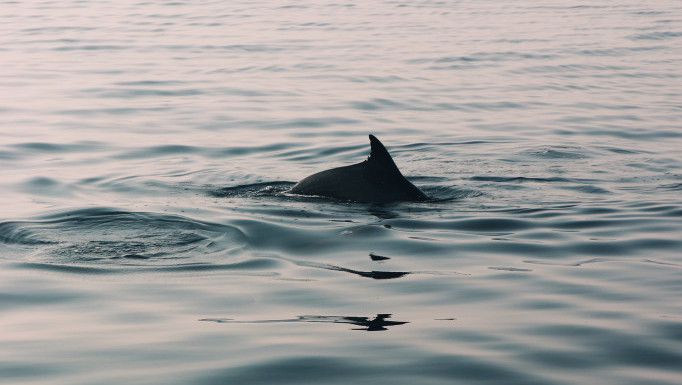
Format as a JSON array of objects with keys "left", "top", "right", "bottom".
[{"left": 1, "top": 1, "right": 681, "bottom": 384}]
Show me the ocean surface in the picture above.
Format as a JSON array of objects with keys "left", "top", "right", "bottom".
[{"left": 1, "top": 1, "right": 681, "bottom": 384}]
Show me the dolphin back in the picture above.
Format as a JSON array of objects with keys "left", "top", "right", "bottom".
[{"left": 289, "top": 135, "right": 427, "bottom": 203}]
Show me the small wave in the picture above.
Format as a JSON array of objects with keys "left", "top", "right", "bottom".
[
  {"left": 208, "top": 181, "right": 295, "bottom": 198},
  {"left": 660, "top": 183, "right": 682, "bottom": 191},
  {"left": 349, "top": 98, "right": 414, "bottom": 111},
  {"left": 56, "top": 106, "right": 171, "bottom": 116},
  {"left": 112, "top": 142, "right": 298, "bottom": 160},
  {"left": 13, "top": 262, "right": 118, "bottom": 275},
  {"left": 0, "top": 208, "right": 246, "bottom": 266},
  {"left": 22, "top": 26, "right": 97, "bottom": 34},
  {"left": 560, "top": 185, "right": 612, "bottom": 194},
  {"left": 601, "top": 147, "right": 646, "bottom": 155},
  {"left": 10, "top": 141, "right": 106, "bottom": 154},
  {"left": 19, "top": 176, "right": 78, "bottom": 197},
  {"left": 0, "top": 222, "right": 56, "bottom": 245},
  {"left": 260, "top": 117, "right": 361, "bottom": 129},
  {"left": 524, "top": 257, "right": 681, "bottom": 268},
  {"left": 113, "top": 80, "right": 187, "bottom": 86},
  {"left": 52, "top": 45, "right": 128, "bottom": 51},
  {"left": 471, "top": 176, "right": 572, "bottom": 183},
  {"left": 83, "top": 87, "right": 204, "bottom": 98},
  {"left": 14, "top": 258, "right": 282, "bottom": 275},
  {"left": 629, "top": 31, "right": 682, "bottom": 40},
  {"left": 446, "top": 218, "right": 536, "bottom": 233},
  {"left": 420, "top": 185, "right": 483, "bottom": 202},
  {"left": 524, "top": 147, "right": 589, "bottom": 159},
  {"left": 1, "top": 141, "right": 107, "bottom": 163}
]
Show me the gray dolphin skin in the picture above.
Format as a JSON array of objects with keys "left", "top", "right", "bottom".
[{"left": 289, "top": 135, "right": 428, "bottom": 203}]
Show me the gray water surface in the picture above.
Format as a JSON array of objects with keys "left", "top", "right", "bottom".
[{"left": 1, "top": 1, "right": 681, "bottom": 384}]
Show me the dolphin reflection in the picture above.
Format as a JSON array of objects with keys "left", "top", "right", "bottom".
[{"left": 200, "top": 314, "right": 408, "bottom": 331}]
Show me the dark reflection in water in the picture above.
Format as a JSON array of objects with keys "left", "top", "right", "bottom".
[
  {"left": 200, "top": 314, "right": 408, "bottom": 331},
  {"left": 286, "top": 258, "right": 409, "bottom": 280},
  {"left": 369, "top": 252, "right": 391, "bottom": 261},
  {"left": 327, "top": 266, "right": 409, "bottom": 280},
  {"left": 342, "top": 314, "right": 409, "bottom": 331}
]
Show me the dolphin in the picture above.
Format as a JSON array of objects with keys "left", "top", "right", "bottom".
[{"left": 289, "top": 135, "right": 428, "bottom": 203}]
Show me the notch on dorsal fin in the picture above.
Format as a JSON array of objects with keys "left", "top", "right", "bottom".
[{"left": 368, "top": 134, "right": 400, "bottom": 173}]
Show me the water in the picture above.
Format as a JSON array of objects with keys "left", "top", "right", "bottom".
[{"left": 1, "top": 1, "right": 681, "bottom": 384}]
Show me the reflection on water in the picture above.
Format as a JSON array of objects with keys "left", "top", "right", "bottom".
[
  {"left": 1, "top": 0, "right": 681, "bottom": 385},
  {"left": 369, "top": 252, "right": 391, "bottom": 261},
  {"left": 200, "top": 314, "right": 409, "bottom": 332},
  {"left": 284, "top": 257, "right": 410, "bottom": 280}
]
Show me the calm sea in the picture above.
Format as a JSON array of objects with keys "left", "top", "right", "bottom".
[{"left": 1, "top": 1, "right": 681, "bottom": 384}]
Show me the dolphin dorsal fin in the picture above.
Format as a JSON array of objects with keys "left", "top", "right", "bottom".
[{"left": 368, "top": 134, "right": 400, "bottom": 174}]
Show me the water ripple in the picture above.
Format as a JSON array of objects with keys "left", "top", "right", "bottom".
[
  {"left": 0, "top": 208, "right": 247, "bottom": 266},
  {"left": 1, "top": 1, "right": 682, "bottom": 385}
]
